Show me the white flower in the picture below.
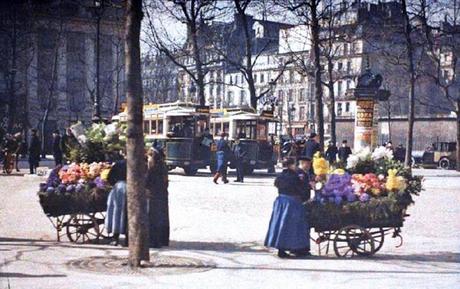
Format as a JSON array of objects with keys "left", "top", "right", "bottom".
[
  {"left": 104, "top": 123, "right": 118, "bottom": 137},
  {"left": 371, "top": 146, "right": 394, "bottom": 160},
  {"left": 357, "top": 147, "right": 371, "bottom": 161},
  {"left": 346, "top": 154, "right": 360, "bottom": 169},
  {"left": 77, "top": 135, "right": 87, "bottom": 144}
]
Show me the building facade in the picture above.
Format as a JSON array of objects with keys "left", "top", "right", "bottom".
[{"left": 0, "top": 0, "right": 125, "bottom": 151}]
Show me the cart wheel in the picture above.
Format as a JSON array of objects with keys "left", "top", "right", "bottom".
[
  {"left": 345, "top": 225, "right": 375, "bottom": 256},
  {"left": 91, "top": 212, "right": 109, "bottom": 239},
  {"left": 333, "top": 229, "right": 354, "bottom": 258},
  {"left": 66, "top": 214, "right": 100, "bottom": 244},
  {"left": 334, "top": 225, "right": 376, "bottom": 257},
  {"left": 369, "top": 227, "right": 385, "bottom": 253}
]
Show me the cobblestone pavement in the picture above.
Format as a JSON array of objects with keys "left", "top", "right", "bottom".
[{"left": 0, "top": 168, "right": 459, "bottom": 289}]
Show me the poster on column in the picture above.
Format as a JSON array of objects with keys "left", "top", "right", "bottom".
[{"left": 354, "top": 99, "right": 374, "bottom": 151}]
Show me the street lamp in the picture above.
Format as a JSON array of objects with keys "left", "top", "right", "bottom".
[{"left": 92, "top": 0, "right": 104, "bottom": 122}]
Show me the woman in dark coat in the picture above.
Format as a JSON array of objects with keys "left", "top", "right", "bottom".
[
  {"left": 264, "top": 158, "right": 310, "bottom": 258},
  {"left": 146, "top": 148, "right": 170, "bottom": 248}
]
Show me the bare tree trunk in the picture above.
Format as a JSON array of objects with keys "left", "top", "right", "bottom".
[
  {"left": 327, "top": 58, "right": 336, "bottom": 145},
  {"left": 125, "top": 0, "right": 149, "bottom": 267},
  {"left": 190, "top": 23, "right": 206, "bottom": 106},
  {"left": 310, "top": 2, "right": 325, "bottom": 151},
  {"left": 401, "top": 0, "right": 416, "bottom": 168}
]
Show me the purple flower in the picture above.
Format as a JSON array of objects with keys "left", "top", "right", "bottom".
[
  {"left": 75, "top": 184, "right": 85, "bottom": 193},
  {"left": 94, "top": 177, "right": 105, "bottom": 189},
  {"left": 57, "top": 184, "right": 67, "bottom": 194},
  {"left": 359, "top": 193, "right": 370, "bottom": 202},
  {"left": 334, "top": 196, "right": 343, "bottom": 205},
  {"left": 46, "top": 187, "right": 55, "bottom": 194},
  {"left": 46, "top": 167, "right": 61, "bottom": 188},
  {"left": 66, "top": 185, "right": 75, "bottom": 193},
  {"left": 322, "top": 173, "right": 353, "bottom": 198},
  {"left": 346, "top": 194, "right": 357, "bottom": 202}
]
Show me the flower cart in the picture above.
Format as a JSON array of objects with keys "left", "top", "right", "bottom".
[
  {"left": 37, "top": 163, "right": 112, "bottom": 244},
  {"left": 306, "top": 147, "right": 423, "bottom": 258}
]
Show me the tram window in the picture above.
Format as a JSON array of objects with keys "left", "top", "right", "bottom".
[
  {"left": 151, "top": 121, "right": 157, "bottom": 134},
  {"left": 143, "top": 121, "right": 150, "bottom": 134},
  {"left": 223, "top": 122, "right": 229, "bottom": 134},
  {"left": 236, "top": 120, "right": 256, "bottom": 139},
  {"left": 195, "top": 115, "right": 208, "bottom": 136},
  {"left": 158, "top": 120, "right": 163, "bottom": 134}
]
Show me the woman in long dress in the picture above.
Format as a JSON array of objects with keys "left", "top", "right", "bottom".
[
  {"left": 264, "top": 158, "right": 310, "bottom": 258},
  {"left": 105, "top": 159, "right": 127, "bottom": 246},
  {"left": 146, "top": 148, "right": 170, "bottom": 248}
]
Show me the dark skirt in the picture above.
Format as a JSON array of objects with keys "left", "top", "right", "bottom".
[
  {"left": 264, "top": 194, "right": 309, "bottom": 250},
  {"left": 148, "top": 195, "right": 170, "bottom": 248},
  {"left": 216, "top": 151, "right": 227, "bottom": 173}
]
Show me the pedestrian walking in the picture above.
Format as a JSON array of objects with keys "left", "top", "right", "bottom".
[
  {"left": 146, "top": 148, "right": 170, "bottom": 248},
  {"left": 28, "top": 129, "right": 41, "bottom": 174},
  {"left": 264, "top": 158, "right": 310, "bottom": 258},
  {"left": 303, "top": 132, "right": 321, "bottom": 159},
  {"left": 233, "top": 138, "right": 247, "bottom": 183},
  {"left": 105, "top": 158, "right": 128, "bottom": 246},
  {"left": 52, "top": 130, "right": 63, "bottom": 166},
  {"left": 338, "top": 140, "right": 352, "bottom": 164},
  {"left": 213, "top": 132, "right": 230, "bottom": 184},
  {"left": 325, "top": 141, "right": 338, "bottom": 164}
]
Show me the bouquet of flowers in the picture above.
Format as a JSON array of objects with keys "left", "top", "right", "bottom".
[{"left": 307, "top": 146, "right": 423, "bottom": 227}]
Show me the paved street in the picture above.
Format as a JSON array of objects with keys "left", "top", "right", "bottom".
[{"left": 1, "top": 167, "right": 459, "bottom": 289}]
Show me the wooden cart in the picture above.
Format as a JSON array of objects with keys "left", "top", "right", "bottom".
[
  {"left": 38, "top": 192, "right": 108, "bottom": 244},
  {"left": 307, "top": 204, "right": 407, "bottom": 258}
]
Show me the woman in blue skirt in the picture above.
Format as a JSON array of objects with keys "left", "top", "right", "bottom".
[{"left": 265, "top": 158, "right": 310, "bottom": 258}]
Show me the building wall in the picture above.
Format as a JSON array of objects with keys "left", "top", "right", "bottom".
[{"left": 336, "top": 118, "right": 457, "bottom": 151}]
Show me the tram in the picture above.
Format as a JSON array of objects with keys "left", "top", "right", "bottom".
[
  {"left": 210, "top": 107, "right": 280, "bottom": 174},
  {"left": 118, "top": 102, "right": 211, "bottom": 176}
]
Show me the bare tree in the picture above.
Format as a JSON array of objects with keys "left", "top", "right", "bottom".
[
  {"left": 416, "top": 0, "right": 460, "bottom": 170},
  {"left": 125, "top": 0, "right": 149, "bottom": 267},
  {"left": 280, "top": 0, "right": 327, "bottom": 150},
  {"left": 143, "top": 0, "right": 220, "bottom": 106}
]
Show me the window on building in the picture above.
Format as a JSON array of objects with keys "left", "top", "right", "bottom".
[
  {"left": 344, "top": 43, "right": 348, "bottom": 55},
  {"left": 346, "top": 79, "right": 352, "bottom": 90},
  {"left": 345, "top": 102, "right": 350, "bottom": 112},
  {"left": 288, "top": 89, "right": 293, "bottom": 102},
  {"left": 299, "top": 106, "right": 305, "bottom": 120},
  {"left": 337, "top": 81, "right": 343, "bottom": 96},
  {"left": 299, "top": 88, "right": 305, "bottom": 102},
  {"left": 260, "top": 73, "right": 265, "bottom": 83},
  {"left": 289, "top": 70, "right": 294, "bottom": 83},
  {"left": 347, "top": 61, "right": 351, "bottom": 74},
  {"left": 254, "top": 74, "right": 257, "bottom": 83},
  {"left": 240, "top": 90, "right": 246, "bottom": 105},
  {"left": 338, "top": 62, "right": 343, "bottom": 71},
  {"left": 337, "top": 103, "right": 343, "bottom": 115}
]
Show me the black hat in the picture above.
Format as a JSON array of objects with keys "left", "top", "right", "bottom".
[
  {"left": 282, "top": 158, "right": 296, "bottom": 167},
  {"left": 309, "top": 132, "right": 317, "bottom": 139},
  {"left": 298, "top": 156, "right": 312, "bottom": 162}
]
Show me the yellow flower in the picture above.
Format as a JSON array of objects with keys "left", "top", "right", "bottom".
[
  {"left": 385, "top": 169, "right": 406, "bottom": 192},
  {"left": 100, "top": 168, "right": 111, "bottom": 181},
  {"left": 313, "top": 153, "right": 329, "bottom": 176}
]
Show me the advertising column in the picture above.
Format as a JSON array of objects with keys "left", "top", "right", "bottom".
[{"left": 354, "top": 99, "right": 375, "bottom": 151}]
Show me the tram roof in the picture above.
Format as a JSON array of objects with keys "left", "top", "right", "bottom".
[{"left": 210, "top": 109, "right": 278, "bottom": 121}]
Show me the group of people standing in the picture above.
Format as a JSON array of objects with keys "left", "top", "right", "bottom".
[
  {"left": 105, "top": 147, "right": 170, "bottom": 248},
  {"left": 0, "top": 129, "right": 43, "bottom": 174},
  {"left": 213, "top": 132, "right": 247, "bottom": 184}
]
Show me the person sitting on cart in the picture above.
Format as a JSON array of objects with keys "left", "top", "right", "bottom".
[
  {"left": 264, "top": 158, "right": 310, "bottom": 258},
  {"left": 295, "top": 156, "right": 314, "bottom": 256},
  {"left": 106, "top": 158, "right": 128, "bottom": 246}
]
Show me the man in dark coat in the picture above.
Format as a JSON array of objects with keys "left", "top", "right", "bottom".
[
  {"left": 303, "top": 132, "right": 321, "bottom": 159},
  {"left": 28, "top": 129, "right": 41, "bottom": 174},
  {"left": 394, "top": 144, "right": 406, "bottom": 163},
  {"left": 338, "top": 140, "right": 352, "bottom": 164},
  {"left": 325, "top": 141, "right": 338, "bottom": 164},
  {"left": 52, "top": 130, "right": 63, "bottom": 166},
  {"left": 233, "top": 138, "right": 247, "bottom": 183}
]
